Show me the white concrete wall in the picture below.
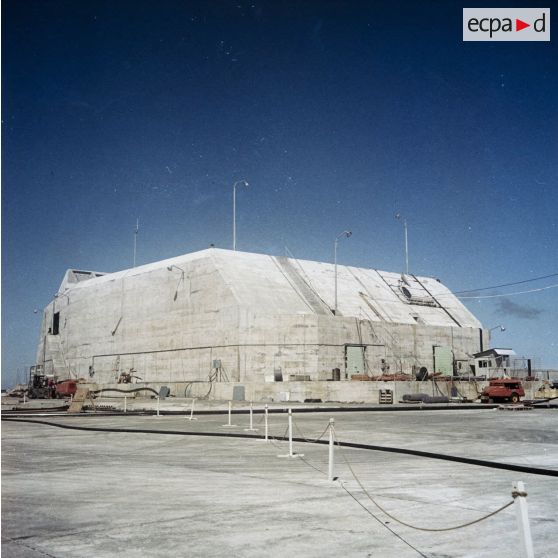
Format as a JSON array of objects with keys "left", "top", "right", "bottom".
[{"left": 36, "top": 249, "right": 486, "bottom": 392}]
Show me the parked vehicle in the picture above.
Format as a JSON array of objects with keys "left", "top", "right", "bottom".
[
  {"left": 55, "top": 380, "right": 78, "bottom": 398},
  {"left": 28, "top": 373, "right": 56, "bottom": 399},
  {"left": 480, "top": 379, "right": 525, "bottom": 404}
]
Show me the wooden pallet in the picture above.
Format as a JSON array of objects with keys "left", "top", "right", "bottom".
[{"left": 379, "top": 389, "right": 393, "bottom": 404}]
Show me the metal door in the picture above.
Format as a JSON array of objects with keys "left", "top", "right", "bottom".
[
  {"left": 346, "top": 345, "right": 366, "bottom": 377},
  {"left": 433, "top": 346, "right": 453, "bottom": 376}
]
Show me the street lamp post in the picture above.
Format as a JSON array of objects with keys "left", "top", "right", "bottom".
[
  {"left": 232, "top": 180, "right": 249, "bottom": 251},
  {"left": 133, "top": 218, "right": 139, "bottom": 268},
  {"left": 395, "top": 213, "right": 409, "bottom": 275},
  {"left": 166, "top": 265, "right": 187, "bottom": 301},
  {"left": 334, "top": 230, "right": 352, "bottom": 315}
]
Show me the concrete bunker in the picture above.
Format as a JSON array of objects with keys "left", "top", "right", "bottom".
[{"left": 35, "top": 248, "right": 488, "bottom": 400}]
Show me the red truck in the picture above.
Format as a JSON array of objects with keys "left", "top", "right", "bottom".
[{"left": 480, "top": 379, "right": 525, "bottom": 404}]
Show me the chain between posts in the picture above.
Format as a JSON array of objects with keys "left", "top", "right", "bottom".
[
  {"left": 267, "top": 425, "right": 290, "bottom": 449},
  {"left": 113, "top": 397, "right": 529, "bottom": 536},
  {"left": 291, "top": 416, "right": 331, "bottom": 443},
  {"left": 286, "top": 415, "right": 335, "bottom": 478},
  {"left": 8, "top": 405, "right": 536, "bottom": 557},
  {"left": 332, "top": 426, "right": 515, "bottom": 533}
]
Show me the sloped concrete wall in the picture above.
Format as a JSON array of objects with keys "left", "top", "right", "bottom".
[
  {"left": 38, "top": 253, "right": 241, "bottom": 383},
  {"left": 36, "top": 249, "right": 486, "bottom": 392}
]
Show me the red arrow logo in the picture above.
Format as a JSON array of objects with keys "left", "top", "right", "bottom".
[{"left": 516, "top": 19, "right": 530, "bottom": 31}]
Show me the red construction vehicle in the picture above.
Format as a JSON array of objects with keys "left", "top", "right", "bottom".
[
  {"left": 27, "top": 366, "right": 78, "bottom": 399},
  {"left": 480, "top": 379, "right": 525, "bottom": 404},
  {"left": 55, "top": 380, "right": 78, "bottom": 398}
]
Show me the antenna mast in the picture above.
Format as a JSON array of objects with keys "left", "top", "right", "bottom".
[{"left": 133, "top": 218, "right": 139, "bottom": 267}]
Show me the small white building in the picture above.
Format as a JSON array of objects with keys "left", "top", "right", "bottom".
[{"left": 472, "top": 348, "right": 519, "bottom": 378}]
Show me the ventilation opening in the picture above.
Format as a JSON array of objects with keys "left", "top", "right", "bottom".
[{"left": 52, "top": 312, "right": 60, "bottom": 335}]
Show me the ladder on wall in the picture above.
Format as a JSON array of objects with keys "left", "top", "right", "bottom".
[{"left": 67, "top": 387, "right": 95, "bottom": 414}]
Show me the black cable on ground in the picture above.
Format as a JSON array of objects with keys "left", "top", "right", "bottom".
[
  {"left": 3, "top": 417, "right": 557, "bottom": 477},
  {"left": 91, "top": 387, "right": 160, "bottom": 396},
  {"left": 3, "top": 403, "right": 515, "bottom": 417}
]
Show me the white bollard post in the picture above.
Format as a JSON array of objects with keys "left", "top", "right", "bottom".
[
  {"left": 124, "top": 396, "right": 127, "bottom": 413},
  {"left": 222, "top": 400, "right": 236, "bottom": 427},
  {"left": 23, "top": 393, "right": 27, "bottom": 404},
  {"left": 265, "top": 404, "right": 269, "bottom": 442},
  {"left": 288, "top": 408, "right": 294, "bottom": 457},
  {"left": 277, "top": 408, "right": 303, "bottom": 458},
  {"left": 156, "top": 396, "right": 160, "bottom": 417},
  {"left": 244, "top": 400, "right": 258, "bottom": 432},
  {"left": 187, "top": 398, "right": 198, "bottom": 421},
  {"left": 328, "top": 418, "right": 335, "bottom": 482},
  {"left": 513, "top": 481, "right": 535, "bottom": 558}
]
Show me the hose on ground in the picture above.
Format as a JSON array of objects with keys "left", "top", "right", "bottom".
[{"left": 2, "top": 417, "right": 557, "bottom": 478}]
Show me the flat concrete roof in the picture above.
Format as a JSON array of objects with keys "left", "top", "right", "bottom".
[{"left": 2, "top": 406, "right": 557, "bottom": 557}]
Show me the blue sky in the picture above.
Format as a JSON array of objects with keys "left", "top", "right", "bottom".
[{"left": 2, "top": 1, "right": 557, "bottom": 387}]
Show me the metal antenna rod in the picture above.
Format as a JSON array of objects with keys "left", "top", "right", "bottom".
[
  {"left": 404, "top": 218, "right": 409, "bottom": 275},
  {"left": 133, "top": 218, "right": 139, "bottom": 267},
  {"left": 395, "top": 213, "right": 409, "bottom": 275},
  {"left": 232, "top": 180, "right": 249, "bottom": 251}
]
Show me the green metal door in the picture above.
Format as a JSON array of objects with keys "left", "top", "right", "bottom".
[
  {"left": 346, "top": 345, "right": 366, "bottom": 377},
  {"left": 433, "top": 346, "right": 453, "bottom": 376}
]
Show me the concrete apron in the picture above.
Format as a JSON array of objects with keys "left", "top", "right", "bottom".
[{"left": 81, "top": 379, "right": 545, "bottom": 404}]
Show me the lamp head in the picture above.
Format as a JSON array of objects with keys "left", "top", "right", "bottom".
[{"left": 336, "top": 230, "right": 352, "bottom": 240}]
